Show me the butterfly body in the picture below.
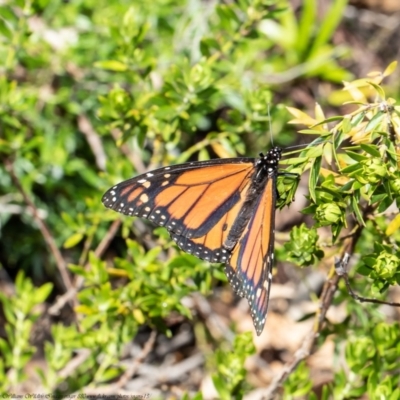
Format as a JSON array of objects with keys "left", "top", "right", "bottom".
[{"left": 102, "top": 147, "right": 284, "bottom": 335}]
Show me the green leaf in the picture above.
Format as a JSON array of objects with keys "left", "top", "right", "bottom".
[
  {"left": 345, "top": 151, "right": 369, "bottom": 162},
  {"left": 309, "top": 0, "right": 347, "bottom": 57},
  {"left": 340, "top": 163, "right": 363, "bottom": 174},
  {"left": 296, "top": 0, "right": 316, "bottom": 57},
  {"left": 94, "top": 60, "right": 128, "bottom": 71},
  {"left": 383, "top": 61, "right": 397, "bottom": 77},
  {"left": 309, "top": 155, "right": 321, "bottom": 202},
  {"left": 367, "top": 81, "right": 386, "bottom": 99},
  {"left": 360, "top": 144, "right": 381, "bottom": 157},
  {"left": 212, "top": 375, "right": 231, "bottom": 400},
  {"left": 365, "top": 111, "right": 385, "bottom": 132},
  {"left": 298, "top": 129, "right": 326, "bottom": 135},
  {"left": 351, "top": 191, "right": 365, "bottom": 226},
  {"left": 200, "top": 38, "right": 220, "bottom": 57},
  {"left": 320, "top": 385, "right": 331, "bottom": 400},
  {"left": 0, "top": 18, "right": 12, "bottom": 40},
  {"left": 64, "top": 233, "right": 84, "bottom": 249},
  {"left": 386, "top": 214, "right": 400, "bottom": 236},
  {"left": 33, "top": 283, "right": 53, "bottom": 304}
]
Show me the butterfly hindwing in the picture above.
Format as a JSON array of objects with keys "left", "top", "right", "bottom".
[
  {"left": 225, "top": 264, "right": 246, "bottom": 297},
  {"left": 228, "top": 172, "right": 276, "bottom": 335}
]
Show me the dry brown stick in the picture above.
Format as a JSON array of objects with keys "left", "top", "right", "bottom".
[
  {"left": 94, "top": 218, "right": 122, "bottom": 258},
  {"left": 65, "top": 331, "right": 157, "bottom": 398},
  {"left": 78, "top": 115, "right": 107, "bottom": 171},
  {"left": 193, "top": 293, "right": 235, "bottom": 342},
  {"left": 4, "top": 159, "right": 74, "bottom": 293},
  {"left": 118, "top": 352, "right": 205, "bottom": 391},
  {"left": 110, "top": 129, "right": 146, "bottom": 174},
  {"left": 262, "top": 275, "right": 340, "bottom": 399},
  {"left": 263, "top": 222, "right": 364, "bottom": 399},
  {"left": 115, "top": 330, "right": 157, "bottom": 389},
  {"left": 48, "top": 218, "right": 122, "bottom": 316},
  {"left": 336, "top": 255, "right": 400, "bottom": 307},
  {"left": 58, "top": 349, "right": 91, "bottom": 380}
]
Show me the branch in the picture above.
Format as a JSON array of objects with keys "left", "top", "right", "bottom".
[
  {"left": 336, "top": 256, "right": 400, "bottom": 307},
  {"left": 48, "top": 218, "right": 122, "bottom": 316},
  {"left": 78, "top": 115, "right": 107, "bottom": 171},
  {"left": 115, "top": 330, "right": 157, "bottom": 389},
  {"left": 263, "top": 221, "right": 364, "bottom": 398},
  {"left": 63, "top": 331, "right": 157, "bottom": 398},
  {"left": 4, "top": 159, "right": 74, "bottom": 294},
  {"left": 110, "top": 128, "right": 146, "bottom": 174}
]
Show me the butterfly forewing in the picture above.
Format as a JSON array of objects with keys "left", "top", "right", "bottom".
[{"left": 102, "top": 159, "right": 255, "bottom": 263}]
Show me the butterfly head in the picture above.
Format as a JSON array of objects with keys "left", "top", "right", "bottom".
[{"left": 257, "top": 147, "right": 282, "bottom": 175}]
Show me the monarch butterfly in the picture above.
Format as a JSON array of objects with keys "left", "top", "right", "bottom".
[{"left": 102, "top": 147, "right": 294, "bottom": 335}]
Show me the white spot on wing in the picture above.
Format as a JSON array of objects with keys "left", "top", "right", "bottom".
[{"left": 140, "top": 193, "right": 149, "bottom": 203}]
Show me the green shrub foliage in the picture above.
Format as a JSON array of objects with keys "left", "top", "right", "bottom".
[{"left": 0, "top": 0, "right": 399, "bottom": 397}]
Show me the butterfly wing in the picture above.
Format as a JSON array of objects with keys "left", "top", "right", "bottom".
[
  {"left": 102, "top": 158, "right": 256, "bottom": 264},
  {"left": 226, "top": 171, "right": 277, "bottom": 335},
  {"left": 103, "top": 148, "right": 283, "bottom": 335}
]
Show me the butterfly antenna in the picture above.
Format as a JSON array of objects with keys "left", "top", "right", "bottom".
[
  {"left": 285, "top": 143, "right": 310, "bottom": 151},
  {"left": 282, "top": 141, "right": 317, "bottom": 157},
  {"left": 267, "top": 103, "right": 274, "bottom": 147},
  {"left": 285, "top": 135, "right": 327, "bottom": 152}
]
